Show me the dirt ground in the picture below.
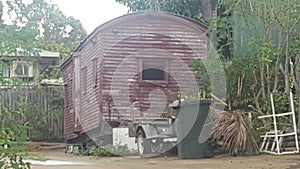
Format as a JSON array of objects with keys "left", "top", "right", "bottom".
[{"left": 27, "top": 149, "right": 300, "bottom": 169}]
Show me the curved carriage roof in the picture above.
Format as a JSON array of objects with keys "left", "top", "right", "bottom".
[{"left": 61, "top": 11, "right": 208, "bottom": 69}]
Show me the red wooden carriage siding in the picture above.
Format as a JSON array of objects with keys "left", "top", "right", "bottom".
[{"left": 61, "top": 12, "right": 209, "bottom": 143}]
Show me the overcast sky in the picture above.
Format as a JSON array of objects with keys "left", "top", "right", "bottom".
[{"left": 49, "top": 0, "right": 129, "bottom": 33}]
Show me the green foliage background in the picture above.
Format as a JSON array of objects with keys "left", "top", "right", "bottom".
[{"left": 0, "top": 0, "right": 86, "bottom": 168}]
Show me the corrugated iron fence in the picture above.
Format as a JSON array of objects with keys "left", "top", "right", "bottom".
[{"left": 0, "top": 86, "right": 64, "bottom": 142}]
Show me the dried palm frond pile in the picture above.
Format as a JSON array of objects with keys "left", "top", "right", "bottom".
[{"left": 211, "top": 110, "right": 259, "bottom": 156}]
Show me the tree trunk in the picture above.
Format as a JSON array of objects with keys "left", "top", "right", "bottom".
[
  {"left": 200, "top": 0, "right": 218, "bottom": 44},
  {"left": 273, "top": 57, "right": 279, "bottom": 92},
  {"left": 261, "top": 64, "right": 266, "bottom": 98},
  {"left": 284, "top": 39, "right": 290, "bottom": 95},
  {"left": 295, "top": 56, "right": 300, "bottom": 130},
  {"left": 284, "top": 0, "right": 291, "bottom": 95},
  {"left": 200, "top": 0, "right": 218, "bottom": 22}
]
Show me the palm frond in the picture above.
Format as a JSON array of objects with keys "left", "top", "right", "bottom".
[{"left": 211, "top": 110, "right": 259, "bottom": 156}]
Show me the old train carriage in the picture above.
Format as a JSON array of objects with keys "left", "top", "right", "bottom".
[{"left": 61, "top": 11, "right": 209, "bottom": 146}]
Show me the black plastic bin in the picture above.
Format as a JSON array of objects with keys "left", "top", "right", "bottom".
[{"left": 174, "top": 99, "right": 212, "bottom": 159}]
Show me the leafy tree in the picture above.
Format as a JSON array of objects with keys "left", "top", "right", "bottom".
[
  {"left": 229, "top": 0, "right": 299, "bottom": 104},
  {"left": 25, "top": 0, "right": 86, "bottom": 47},
  {"left": 0, "top": 0, "right": 86, "bottom": 167},
  {"left": 0, "top": 0, "right": 87, "bottom": 60},
  {"left": 116, "top": 0, "right": 218, "bottom": 23}
]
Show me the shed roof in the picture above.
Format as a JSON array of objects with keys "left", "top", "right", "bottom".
[{"left": 60, "top": 11, "right": 208, "bottom": 69}]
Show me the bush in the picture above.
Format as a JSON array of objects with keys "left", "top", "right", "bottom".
[
  {"left": 0, "top": 126, "right": 30, "bottom": 169},
  {"left": 78, "top": 144, "right": 133, "bottom": 157}
]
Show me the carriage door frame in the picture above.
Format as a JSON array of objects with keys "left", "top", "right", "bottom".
[{"left": 73, "top": 53, "right": 81, "bottom": 129}]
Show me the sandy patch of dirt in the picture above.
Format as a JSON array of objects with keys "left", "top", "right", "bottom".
[{"left": 28, "top": 149, "right": 300, "bottom": 169}]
